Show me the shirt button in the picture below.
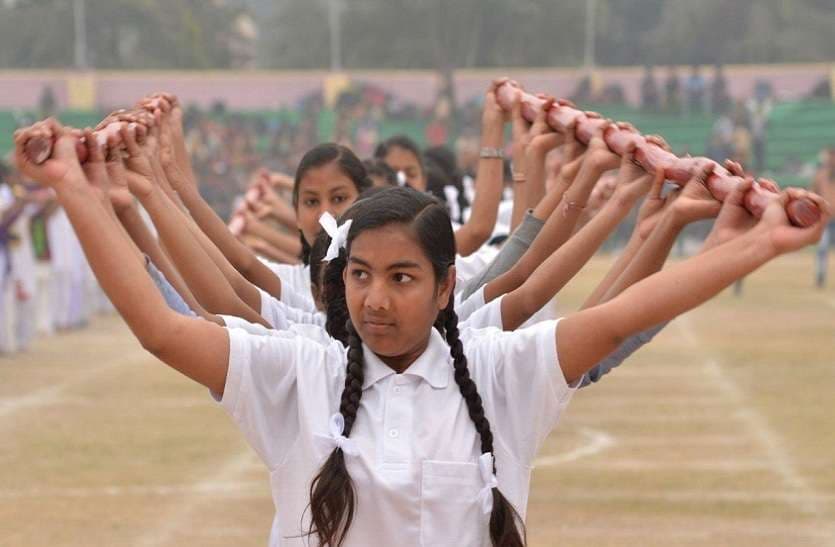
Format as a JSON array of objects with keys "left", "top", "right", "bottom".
[
  {"left": 388, "top": 429, "right": 399, "bottom": 439},
  {"left": 393, "top": 386, "right": 402, "bottom": 394}
]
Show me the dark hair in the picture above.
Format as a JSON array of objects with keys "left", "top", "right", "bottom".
[
  {"left": 293, "top": 143, "right": 372, "bottom": 264},
  {"left": 309, "top": 187, "right": 525, "bottom": 546},
  {"left": 362, "top": 158, "right": 397, "bottom": 186},
  {"left": 308, "top": 230, "right": 333, "bottom": 308},
  {"left": 424, "top": 145, "right": 459, "bottom": 183},
  {"left": 373, "top": 135, "right": 425, "bottom": 173}
]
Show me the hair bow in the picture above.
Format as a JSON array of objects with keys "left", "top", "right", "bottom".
[
  {"left": 313, "top": 413, "right": 360, "bottom": 457},
  {"left": 477, "top": 452, "right": 499, "bottom": 514},
  {"left": 319, "top": 212, "right": 352, "bottom": 262}
]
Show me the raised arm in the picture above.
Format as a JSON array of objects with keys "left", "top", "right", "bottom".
[
  {"left": 152, "top": 96, "right": 285, "bottom": 300},
  {"left": 120, "top": 126, "right": 269, "bottom": 327},
  {"left": 500, "top": 152, "right": 657, "bottom": 329},
  {"left": 14, "top": 120, "right": 230, "bottom": 394},
  {"left": 454, "top": 79, "right": 509, "bottom": 256},
  {"left": 483, "top": 129, "right": 620, "bottom": 302},
  {"left": 556, "top": 190, "right": 830, "bottom": 384}
]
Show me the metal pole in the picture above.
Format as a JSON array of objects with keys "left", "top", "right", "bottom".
[
  {"left": 74, "top": 0, "right": 87, "bottom": 69},
  {"left": 328, "top": 0, "right": 342, "bottom": 71},
  {"left": 584, "top": 0, "right": 596, "bottom": 70}
]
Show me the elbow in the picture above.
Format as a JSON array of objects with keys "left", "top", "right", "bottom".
[
  {"left": 139, "top": 327, "right": 175, "bottom": 360},
  {"left": 461, "top": 226, "right": 492, "bottom": 255},
  {"left": 517, "top": 290, "right": 540, "bottom": 327},
  {"left": 138, "top": 317, "right": 185, "bottom": 362}
]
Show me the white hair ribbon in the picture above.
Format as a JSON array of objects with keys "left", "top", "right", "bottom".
[
  {"left": 313, "top": 413, "right": 360, "bottom": 457},
  {"left": 477, "top": 452, "right": 499, "bottom": 514},
  {"left": 319, "top": 212, "right": 352, "bottom": 262}
]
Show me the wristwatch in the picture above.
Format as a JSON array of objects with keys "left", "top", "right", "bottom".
[{"left": 479, "top": 147, "right": 505, "bottom": 160}]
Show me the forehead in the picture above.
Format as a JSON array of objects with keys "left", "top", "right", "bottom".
[
  {"left": 349, "top": 224, "right": 432, "bottom": 269},
  {"left": 384, "top": 146, "right": 421, "bottom": 168},
  {"left": 299, "top": 162, "right": 356, "bottom": 193}
]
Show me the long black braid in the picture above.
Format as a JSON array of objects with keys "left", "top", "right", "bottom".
[
  {"left": 308, "top": 187, "right": 526, "bottom": 546},
  {"left": 442, "top": 296, "right": 526, "bottom": 547},
  {"left": 307, "top": 320, "right": 365, "bottom": 547}
]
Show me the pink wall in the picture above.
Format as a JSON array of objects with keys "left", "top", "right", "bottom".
[{"left": 0, "top": 64, "right": 830, "bottom": 111}]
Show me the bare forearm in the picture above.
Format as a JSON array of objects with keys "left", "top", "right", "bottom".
[
  {"left": 246, "top": 217, "right": 303, "bottom": 257},
  {"left": 582, "top": 232, "right": 645, "bottom": 309},
  {"left": 178, "top": 184, "right": 283, "bottom": 298},
  {"left": 484, "top": 199, "right": 584, "bottom": 302},
  {"left": 503, "top": 199, "right": 635, "bottom": 329},
  {"left": 180, "top": 207, "right": 266, "bottom": 314},
  {"left": 55, "top": 178, "right": 177, "bottom": 350},
  {"left": 138, "top": 187, "right": 266, "bottom": 325},
  {"left": 557, "top": 230, "right": 774, "bottom": 383},
  {"left": 601, "top": 212, "right": 683, "bottom": 302},
  {"left": 177, "top": 184, "right": 256, "bottom": 271},
  {"left": 117, "top": 205, "right": 210, "bottom": 319},
  {"left": 509, "top": 182, "right": 526, "bottom": 232},
  {"left": 244, "top": 236, "right": 301, "bottom": 265},
  {"left": 456, "top": 123, "right": 504, "bottom": 256}
]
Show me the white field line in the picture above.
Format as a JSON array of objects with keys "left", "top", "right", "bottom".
[
  {"left": 136, "top": 450, "right": 261, "bottom": 547},
  {"left": 0, "top": 355, "right": 146, "bottom": 420},
  {"left": 557, "top": 459, "right": 775, "bottom": 472},
  {"left": 572, "top": 395, "right": 731, "bottom": 407},
  {"left": 557, "top": 521, "right": 834, "bottom": 541},
  {"left": 0, "top": 481, "right": 266, "bottom": 499},
  {"left": 534, "top": 427, "right": 616, "bottom": 467},
  {"left": 571, "top": 411, "right": 744, "bottom": 425},
  {"left": 618, "top": 434, "right": 751, "bottom": 447},
  {"left": 676, "top": 315, "right": 835, "bottom": 540},
  {"left": 554, "top": 487, "right": 835, "bottom": 505},
  {"left": 0, "top": 396, "right": 212, "bottom": 409}
]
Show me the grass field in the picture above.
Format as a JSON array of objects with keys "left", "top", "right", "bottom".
[{"left": 1, "top": 251, "right": 834, "bottom": 546}]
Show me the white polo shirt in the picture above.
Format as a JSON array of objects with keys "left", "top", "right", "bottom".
[
  {"left": 259, "top": 259, "right": 318, "bottom": 313},
  {"left": 219, "top": 319, "right": 575, "bottom": 546},
  {"left": 257, "top": 288, "right": 325, "bottom": 331}
]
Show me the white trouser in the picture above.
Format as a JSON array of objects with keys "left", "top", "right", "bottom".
[
  {"left": 35, "top": 262, "right": 54, "bottom": 335},
  {"left": 0, "top": 275, "right": 17, "bottom": 354}
]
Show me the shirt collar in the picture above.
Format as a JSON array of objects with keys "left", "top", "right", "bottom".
[{"left": 361, "top": 328, "right": 451, "bottom": 390}]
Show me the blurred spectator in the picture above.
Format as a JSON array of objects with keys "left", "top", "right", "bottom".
[
  {"left": 685, "top": 65, "right": 706, "bottom": 114},
  {"left": 812, "top": 146, "right": 835, "bottom": 288},
  {"left": 706, "top": 113, "right": 734, "bottom": 163},
  {"left": 746, "top": 80, "right": 774, "bottom": 174},
  {"left": 599, "top": 81, "right": 626, "bottom": 104},
  {"left": 730, "top": 101, "right": 753, "bottom": 169},
  {"left": 640, "top": 65, "right": 660, "bottom": 112},
  {"left": 710, "top": 64, "right": 731, "bottom": 115},
  {"left": 38, "top": 86, "right": 57, "bottom": 118},
  {"left": 571, "top": 74, "right": 593, "bottom": 105},
  {"left": 664, "top": 65, "right": 681, "bottom": 114},
  {"left": 808, "top": 77, "right": 832, "bottom": 100}
]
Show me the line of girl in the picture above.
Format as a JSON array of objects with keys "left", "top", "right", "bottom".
[{"left": 11, "top": 76, "right": 830, "bottom": 546}]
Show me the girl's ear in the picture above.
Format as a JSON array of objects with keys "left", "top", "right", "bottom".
[{"left": 436, "top": 265, "right": 456, "bottom": 311}]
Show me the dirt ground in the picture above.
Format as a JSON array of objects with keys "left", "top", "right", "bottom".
[{"left": 1, "top": 252, "right": 833, "bottom": 546}]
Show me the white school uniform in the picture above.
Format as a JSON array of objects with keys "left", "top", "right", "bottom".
[
  {"left": 257, "top": 288, "right": 325, "bottom": 331},
  {"left": 259, "top": 258, "right": 319, "bottom": 313},
  {"left": 232, "top": 292, "right": 505, "bottom": 341},
  {"left": 217, "top": 318, "right": 576, "bottom": 546},
  {"left": 9, "top": 204, "right": 38, "bottom": 350},
  {"left": 454, "top": 246, "right": 499, "bottom": 290}
]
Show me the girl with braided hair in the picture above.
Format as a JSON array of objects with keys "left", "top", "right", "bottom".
[{"left": 13, "top": 120, "right": 830, "bottom": 546}]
